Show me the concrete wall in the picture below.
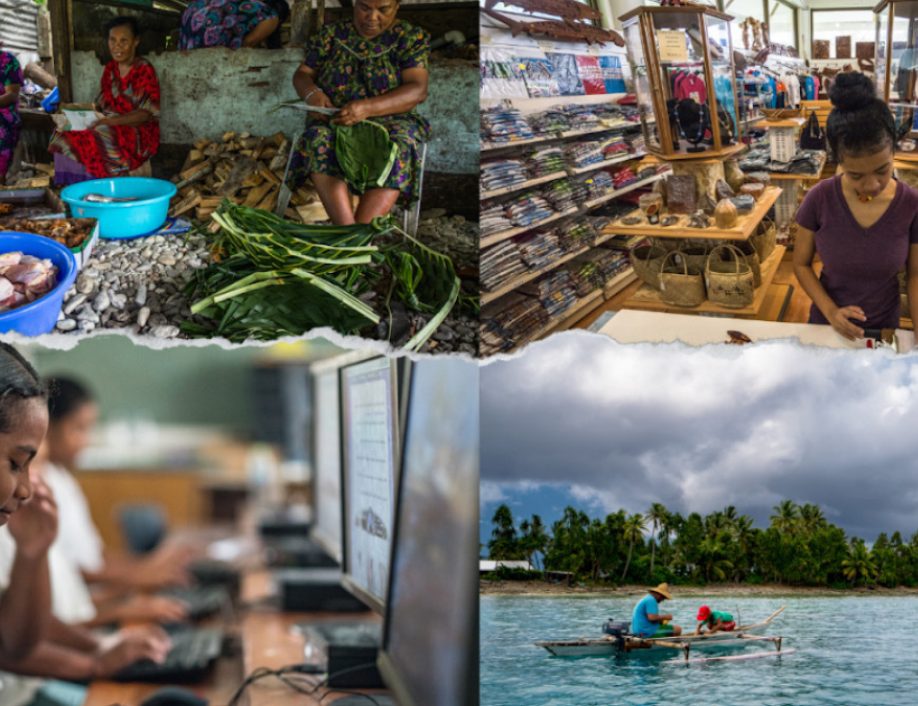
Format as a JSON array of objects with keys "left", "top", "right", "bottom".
[{"left": 71, "top": 48, "right": 477, "bottom": 175}]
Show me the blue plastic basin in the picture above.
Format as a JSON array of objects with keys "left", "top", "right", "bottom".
[
  {"left": 61, "top": 177, "right": 177, "bottom": 239},
  {"left": 0, "top": 232, "right": 79, "bottom": 336}
]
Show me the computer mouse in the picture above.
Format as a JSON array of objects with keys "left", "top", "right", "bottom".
[{"left": 139, "top": 686, "right": 209, "bottom": 706}]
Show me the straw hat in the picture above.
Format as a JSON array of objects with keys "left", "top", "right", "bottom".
[{"left": 648, "top": 582, "right": 673, "bottom": 600}]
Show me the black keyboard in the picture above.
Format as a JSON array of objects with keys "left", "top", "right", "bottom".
[
  {"left": 160, "top": 585, "right": 230, "bottom": 620},
  {"left": 113, "top": 628, "right": 223, "bottom": 683}
]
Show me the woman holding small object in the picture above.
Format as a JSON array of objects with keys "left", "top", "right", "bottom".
[
  {"left": 0, "top": 45, "right": 23, "bottom": 184},
  {"left": 793, "top": 72, "right": 918, "bottom": 341},
  {"left": 48, "top": 17, "right": 160, "bottom": 179},
  {"left": 291, "top": 0, "right": 430, "bottom": 225}
]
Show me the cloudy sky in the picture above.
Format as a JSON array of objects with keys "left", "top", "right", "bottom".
[{"left": 480, "top": 333, "right": 918, "bottom": 548}]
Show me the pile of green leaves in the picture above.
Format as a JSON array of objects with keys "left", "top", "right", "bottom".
[{"left": 182, "top": 202, "right": 460, "bottom": 349}]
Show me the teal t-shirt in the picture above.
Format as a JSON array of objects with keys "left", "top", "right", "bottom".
[
  {"left": 631, "top": 594, "right": 660, "bottom": 637},
  {"left": 707, "top": 610, "right": 733, "bottom": 625}
]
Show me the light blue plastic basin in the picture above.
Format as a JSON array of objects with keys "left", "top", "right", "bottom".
[{"left": 61, "top": 177, "right": 177, "bottom": 239}]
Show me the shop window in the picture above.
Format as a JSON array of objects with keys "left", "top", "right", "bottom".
[
  {"left": 769, "top": 0, "right": 797, "bottom": 49},
  {"left": 811, "top": 8, "right": 876, "bottom": 60}
]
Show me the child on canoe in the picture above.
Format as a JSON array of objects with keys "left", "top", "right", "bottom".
[{"left": 694, "top": 605, "right": 736, "bottom": 635}]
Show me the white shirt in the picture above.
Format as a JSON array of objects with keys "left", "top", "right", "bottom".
[{"left": 45, "top": 464, "right": 105, "bottom": 575}]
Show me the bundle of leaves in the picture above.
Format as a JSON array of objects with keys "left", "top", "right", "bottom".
[{"left": 182, "top": 202, "right": 459, "bottom": 349}]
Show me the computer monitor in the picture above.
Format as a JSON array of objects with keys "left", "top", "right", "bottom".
[
  {"left": 377, "top": 359, "right": 479, "bottom": 706},
  {"left": 339, "top": 356, "right": 400, "bottom": 614},
  {"left": 310, "top": 363, "right": 343, "bottom": 565}
]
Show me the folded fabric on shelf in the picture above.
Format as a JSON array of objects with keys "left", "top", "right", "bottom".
[
  {"left": 527, "top": 146, "right": 567, "bottom": 177},
  {"left": 517, "top": 229, "right": 562, "bottom": 270},
  {"left": 480, "top": 241, "right": 528, "bottom": 291},
  {"left": 481, "top": 158, "right": 528, "bottom": 192},
  {"left": 481, "top": 102, "right": 536, "bottom": 144},
  {"left": 481, "top": 203, "right": 515, "bottom": 237},
  {"left": 542, "top": 178, "right": 587, "bottom": 212},
  {"left": 505, "top": 192, "right": 555, "bottom": 227}
]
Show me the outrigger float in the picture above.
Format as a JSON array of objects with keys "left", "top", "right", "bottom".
[{"left": 535, "top": 607, "right": 789, "bottom": 663}]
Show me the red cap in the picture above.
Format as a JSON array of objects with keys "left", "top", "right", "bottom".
[{"left": 697, "top": 605, "right": 711, "bottom": 621}]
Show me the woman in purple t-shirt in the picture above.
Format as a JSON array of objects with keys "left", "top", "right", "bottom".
[{"left": 793, "top": 72, "right": 918, "bottom": 340}]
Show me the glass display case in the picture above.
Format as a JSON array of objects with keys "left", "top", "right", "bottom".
[
  {"left": 876, "top": 0, "right": 918, "bottom": 155},
  {"left": 618, "top": 5, "right": 741, "bottom": 160}
]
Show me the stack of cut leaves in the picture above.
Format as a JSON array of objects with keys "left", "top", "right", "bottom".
[{"left": 182, "top": 202, "right": 460, "bottom": 350}]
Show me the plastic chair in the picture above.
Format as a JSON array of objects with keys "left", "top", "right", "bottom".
[{"left": 118, "top": 503, "right": 167, "bottom": 555}]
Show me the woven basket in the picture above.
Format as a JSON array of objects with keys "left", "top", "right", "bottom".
[
  {"left": 660, "top": 251, "right": 706, "bottom": 307},
  {"left": 651, "top": 237, "right": 684, "bottom": 253},
  {"left": 705, "top": 244, "right": 755, "bottom": 308},
  {"left": 630, "top": 244, "right": 668, "bottom": 290},
  {"left": 750, "top": 216, "right": 777, "bottom": 261},
  {"left": 680, "top": 242, "right": 710, "bottom": 273},
  {"left": 761, "top": 108, "right": 802, "bottom": 121},
  {"left": 731, "top": 239, "right": 762, "bottom": 287}
]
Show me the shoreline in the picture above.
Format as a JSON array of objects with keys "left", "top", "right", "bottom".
[{"left": 480, "top": 579, "right": 918, "bottom": 598}]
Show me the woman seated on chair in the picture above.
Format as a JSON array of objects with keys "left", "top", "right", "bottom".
[
  {"left": 48, "top": 16, "right": 159, "bottom": 179},
  {"left": 291, "top": 0, "right": 430, "bottom": 225}
]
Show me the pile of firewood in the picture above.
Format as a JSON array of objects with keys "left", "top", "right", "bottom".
[{"left": 169, "top": 131, "right": 328, "bottom": 224}]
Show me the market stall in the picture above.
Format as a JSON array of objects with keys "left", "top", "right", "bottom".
[{"left": 0, "top": 0, "right": 480, "bottom": 353}]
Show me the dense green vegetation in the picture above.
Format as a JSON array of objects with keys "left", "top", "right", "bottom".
[{"left": 485, "top": 502, "right": 918, "bottom": 588}]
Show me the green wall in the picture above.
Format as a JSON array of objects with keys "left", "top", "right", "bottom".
[{"left": 24, "top": 336, "right": 338, "bottom": 434}]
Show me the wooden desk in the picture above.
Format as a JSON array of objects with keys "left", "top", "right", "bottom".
[{"left": 240, "top": 571, "right": 387, "bottom": 705}]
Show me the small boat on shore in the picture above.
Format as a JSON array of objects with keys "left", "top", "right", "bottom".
[{"left": 535, "top": 607, "right": 787, "bottom": 661}]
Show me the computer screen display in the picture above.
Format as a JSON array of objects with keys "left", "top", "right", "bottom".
[
  {"left": 339, "top": 357, "right": 399, "bottom": 613},
  {"left": 378, "top": 359, "right": 479, "bottom": 706},
  {"left": 311, "top": 366, "right": 342, "bottom": 564}
]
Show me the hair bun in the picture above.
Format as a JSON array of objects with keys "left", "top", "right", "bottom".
[{"left": 830, "top": 72, "right": 878, "bottom": 112}]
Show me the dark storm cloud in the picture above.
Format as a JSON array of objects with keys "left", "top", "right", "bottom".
[{"left": 481, "top": 333, "right": 918, "bottom": 539}]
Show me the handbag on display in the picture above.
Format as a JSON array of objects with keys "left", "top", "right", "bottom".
[{"left": 799, "top": 111, "right": 826, "bottom": 151}]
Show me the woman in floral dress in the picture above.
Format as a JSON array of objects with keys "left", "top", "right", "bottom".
[
  {"left": 291, "top": 0, "right": 430, "bottom": 225},
  {"left": 179, "top": 0, "right": 282, "bottom": 50},
  {"left": 48, "top": 17, "right": 160, "bottom": 179},
  {"left": 0, "top": 47, "right": 23, "bottom": 184}
]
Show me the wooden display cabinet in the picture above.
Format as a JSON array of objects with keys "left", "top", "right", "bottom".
[
  {"left": 876, "top": 0, "right": 918, "bottom": 161},
  {"left": 619, "top": 5, "right": 742, "bottom": 160}
]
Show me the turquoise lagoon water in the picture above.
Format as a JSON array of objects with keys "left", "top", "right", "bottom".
[{"left": 480, "top": 595, "right": 918, "bottom": 706}]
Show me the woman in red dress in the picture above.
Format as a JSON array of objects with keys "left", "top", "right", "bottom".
[{"left": 49, "top": 17, "right": 160, "bottom": 178}]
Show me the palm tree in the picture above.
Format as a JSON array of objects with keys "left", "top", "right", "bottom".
[
  {"left": 519, "top": 514, "right": 549, "bottom": 570},
  {"left": 842, "top": 539, "right": 878, "bottom": 586},
  {"left": 621, "top": 513, "right": 647, "bottom": 581},
  {"left": 771, "top": 500, "right": 799, "bottom": 534},
  {"left": 647, "top": 503, "right": 668, "bottom": 577},
  {"left": 489, "top": 504, "right": 520, "bottom": 560},
  {"left": 799, "top": 503, "right": 826, "bottom": 531}
]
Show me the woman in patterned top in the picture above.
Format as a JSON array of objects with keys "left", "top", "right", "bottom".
[
  {"left": 179, "top": 0, "right": 285, "bottom": 50},
  {"left": 48, "top": 17, "right": 160, "bottom": 179},
  {"left": 291, "top": 0, "right": 430, "bottom": 224},
  {"left": 0, "top": 46, "right": 23, "bottom": 184}
]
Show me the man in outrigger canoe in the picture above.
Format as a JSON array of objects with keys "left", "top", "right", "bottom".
[
  {"left": 694, "top": 605, "right": 736, "bottom": 635},
  {"left": 631, "top": 583, "right": 683, "bottom": 638}
]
